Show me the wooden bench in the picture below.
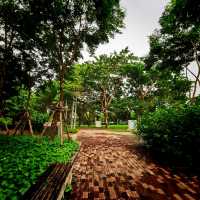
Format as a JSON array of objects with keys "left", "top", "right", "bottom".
[{"left": 23, "top": 151, "right": 79, "bottom": 200}]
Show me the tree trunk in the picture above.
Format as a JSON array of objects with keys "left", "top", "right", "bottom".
[
  {"left": 191, "top": 43, "right": 200, "bottom": 101},
  {"left": 104, "top": 109, "right": 109, "bottom": 128},
  {"left": 5, "top": 124, "right": 9, "bottom": 135},
  {"left": 185, "top": 67, "right": 192, "bottom": 99},
  {"left": 59, "top": 111, "right": 64, "bottom": 145},
  {"left": 59, "top": 64, "right": 65, "bottom": 145},
  {"left": 73, "top": 97, "right": 77, "bottom": 129},
  {"left": 25, "top": 88, "right": 33, "bottom": 135},
  {"left": 41, "top": 108, "right": 56, "bottom": 136},
  {"left": 27, "top": 112, "right": 33, "bottom": 136},
  {"left": 13, "top": 111, "right": 26, "bottom": 135},
  {"left": 101, "top": 90, "right": 109, "bottom": 129},
  {"left": 136, "top": 114, "right": 141, "bottom": 130},
  {"left": 191, "top": 66, "right": 200, "bottom": 100},
  {"left": 70, "top": 100, "right": 74, "bottom": 129}
]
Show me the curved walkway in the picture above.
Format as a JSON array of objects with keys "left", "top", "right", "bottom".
[{"left": 71, "top": 129, "right": 200, "bottom": 200}]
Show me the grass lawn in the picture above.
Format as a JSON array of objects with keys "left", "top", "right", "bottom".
[
  {"left": 64, "top": 127, "right": 79, "bottom": 134},
  {"left": 0, "top": 135, "right": 78, "bottom": 200},
  {"left": 107, "top": 124, "right": 128, "bottom": 131},
  {"left": 79, "top": 125, "right": 97, "bottom": 128},
  {"left": 79, "top": 124, "right": 129, "bottom": 132}
]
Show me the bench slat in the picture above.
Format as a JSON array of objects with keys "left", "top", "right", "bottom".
[
  {"left": 23, "top": 164, "right": 71, "bottom": 200},
  {"left": 23, "top": 145, "right": 80, "bottom": 200}
]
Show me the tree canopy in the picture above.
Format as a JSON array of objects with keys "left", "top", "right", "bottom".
[
  {"left": 0, "top": 0, "right": 125, "bottom": 111},
  {"left": 145, "top": 0, "right": 200, "bottom": 99}
]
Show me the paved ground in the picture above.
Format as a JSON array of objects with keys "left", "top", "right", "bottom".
[{"left": 70, "top": 129, "right": 200, "bottom": 200}]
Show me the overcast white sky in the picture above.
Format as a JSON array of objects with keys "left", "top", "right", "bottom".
[{"left": 83, "top": 0, "right": 170, "bottom": 60}]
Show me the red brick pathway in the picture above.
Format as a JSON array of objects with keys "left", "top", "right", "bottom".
[{"left": 70, "top": 129, "right": 200, "bottom": 200}]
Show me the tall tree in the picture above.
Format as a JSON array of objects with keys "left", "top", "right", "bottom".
[
  {"left": 124, "top": 60, "right": 191, "bottom": 123},
  {"left": 145, "top": 0, "right": 200, "bottom": 99},
  {"left": 122, "top": 59, "right": 155, "bottom": 123},
  {"left": 80, "top": 49, "right": 132, "bottom": 128},
  {"left": 38, "top": 0, "right": 125, "bottom": 107},
  {"left": 0, "top": 0, "right": 53, "bottom": 112},
  {"left": 1, "top": 0, "right": 125, "bottom": 142},
  {"left": 36, "top": 0, "right": 124, "bottom": 142}
]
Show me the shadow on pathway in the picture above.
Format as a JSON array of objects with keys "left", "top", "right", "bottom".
[{"left": 70, "top": 129, "right": 200, "bottom": 200}]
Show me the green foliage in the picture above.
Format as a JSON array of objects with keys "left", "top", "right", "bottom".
[
  {"left": 0, "top": 0, "right": 124, "bottom": 111},
  {"left": 4, "top": 87, "right": 49, "bottom": 132},
  {"left": 145, "top": 0, "right": 200, "bottom": 97},
  {"left": 78, "top": 48, "right": 135, "bottom": 127},
  {"left": 0, "top": 0, "right": 52, "bottom": 109},
  {"left": 0, "top": 135, "right": 78, "bottom": 199},
  {"left": 83, "top": 50, "right": 129, "bottom": 95},
  {"left": 35, "top": 81, "right": 60, "bottom": 112},
  {"left": 0, "top": 117, "right": 12, "bottom": 127},
  {"left": 139, "top": 102, "right": 200, "bottom": 168},
  {"left": 122, "top": 60, "right": 190, "bottom": 120},
  {"left": 65, "top": 184, "right": 72, "bottom": 193},
  {"left": 140, "top": 0, "right": 200, "bottom": 171},
  {"left": 130, "top": 112, "right": 136, "bottom": 120},
  {"left": 5, "top": 88, "right": 29, "bottom": 117},
  {"left": 31, "top": 111, "right": 49, "bottom": 132},
  {"left": 96, "top": 112, "right": 104, "bottom": 121}
]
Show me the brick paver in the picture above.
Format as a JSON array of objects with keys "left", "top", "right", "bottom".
[{"left": 70, "top": 129, "right": 200, "bottom": 200}]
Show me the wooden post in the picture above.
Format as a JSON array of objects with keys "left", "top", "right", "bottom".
[
  {"left": 73, "top": 97, "right": 77, "bottom": 129},
  {"left": 5, "top": 124, "right": 10, "bottom": 135},
  {"left": 13, "top": 112, "right": 26, "bottom": 135},
  {"left": 27, "top": 111, "right": 33, "bottom": 135},
  {"left": 70, "top": 99, "right": 74, "bottom": 129},
  {"left": 60, "top": 110, "right": 64, "bottom": 145}
]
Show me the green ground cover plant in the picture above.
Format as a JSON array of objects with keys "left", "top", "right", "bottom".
[{"left": 0, "top": 135, "right": 78, "bottom": 200}]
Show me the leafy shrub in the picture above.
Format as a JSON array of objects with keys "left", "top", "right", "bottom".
[
  {"left": 31, "top": 111, "right": 49, "bottom": 132},
  {"left": 130, "top": 112, "right": 137, "bottom": 120},
  {"left": 0, "top": 117, "right": 12, "bottom": 126},
  {"left": 139, "top": 103, "right": 200, "bottom": 168},
  {"left": 0, "top": 117, "right": 12, "bottom": 129},
  {"left": 0, "top": 135, "right": 78, "bottom": 200}
]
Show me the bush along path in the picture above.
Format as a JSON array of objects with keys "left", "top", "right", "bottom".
[
  {"left": 70, "top": 129, "right": 200, "bottom": 200},
  {"left": 0, "top": 135, "right": 78, "bottom": 200}
]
